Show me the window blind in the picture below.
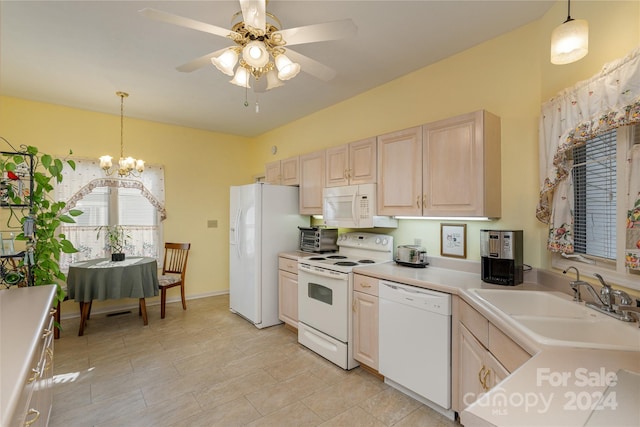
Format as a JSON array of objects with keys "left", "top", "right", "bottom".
[{"left": 572, "top": 130, "right": 617, "bottom": 259}]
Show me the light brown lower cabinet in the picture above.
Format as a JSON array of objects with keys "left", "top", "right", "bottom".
[
  {"left": 456, "top": 299, "right": 532, "bottom": 413},
  {"left": 278, "top": 257, "right": 298, "bottom": 328},
  {"left": 458, "top": 323, "right": 509, "bottom": 410},
  {"left": 352, "top": 274, "right": 379, "bottom": 370}
]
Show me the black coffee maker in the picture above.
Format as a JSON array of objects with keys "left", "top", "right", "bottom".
[{"left": 480, "top": 230, "right": 523, "bottom": 285}]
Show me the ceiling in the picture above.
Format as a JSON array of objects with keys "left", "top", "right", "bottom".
[{"left": 0, "top": 1, "right": 554, "bottom": 137}]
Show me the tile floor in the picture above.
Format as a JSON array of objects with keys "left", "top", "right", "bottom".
[{"left": 52, "top": 295, "right": 459, "bottom": 426}]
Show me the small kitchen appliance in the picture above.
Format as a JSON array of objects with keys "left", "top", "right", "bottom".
[
  {"left": 298, "top": 226, "right": 338, "bottom": 253},
  {"left": 480, "top": 229, "right": 523, "bottom": 285},
  {"left": 395, "top": 244, "right": 428, "bottom": 268},
  {"left": 297, "top": 232, "right": 393, "bottom": 369},
  {"left": 322, "top": 183, "right": 398, "bottom": 228}
]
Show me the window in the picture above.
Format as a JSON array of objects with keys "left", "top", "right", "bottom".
[
  {"left": 554, "top": 124, "right": 640, "bottom": 289},
  {"left": 60, "top": 186, "right": 161, "bottom": 269},
  {"left": 55, "top": 159, "right": 166, "bottom": 270},
  {"left": 571, "top": 130, "right": 617, "bottom": 260}
]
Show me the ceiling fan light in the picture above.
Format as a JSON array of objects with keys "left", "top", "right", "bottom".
[
  {"left": 275, "top": 54, "right": 301, "bottom": 81},
  {"left": 266, "top": 69, "right": 284, "bottom": 90},
  {"left": 230, "top": 66, "right": 251, "bottom": 88},
  {"left": 212, "top": 49, "right": 239, "bottom": 76},
  {"left": 550, "top": 19, "right": 588, "bottom": 65},
  {"left": 242, "top": 41, "right": 269, "bottom": 68}
]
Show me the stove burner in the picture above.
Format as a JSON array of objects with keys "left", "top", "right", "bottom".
[
  {"left": 326, "top": 255, "right": 347, "bottom": 259},
  {"left": 359, "top": 259, "right": 375, "bottom": 264},
  {"left": 308, "top": 257, "right": 326, "bottom": 261},
  {"left": 335, "top": 261, "right": 358, "bottom": 266}
]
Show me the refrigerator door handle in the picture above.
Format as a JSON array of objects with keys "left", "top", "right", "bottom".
[{"left": 233, "top": 208, "right": 242, "bottom": 259}]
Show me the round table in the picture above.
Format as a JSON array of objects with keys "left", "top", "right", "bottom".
[{"left": 67, "top": 257, "right": 160, "bottom": 335}]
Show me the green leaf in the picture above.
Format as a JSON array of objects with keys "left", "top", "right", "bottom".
[
  {"left": 58, "top": 214, "right": 76, "bottom": 224},
  {"left": 67, "top": 159, "right": 76, "bottom": 170},
  {"left": 69, "top": 209, "right": 83, "bottom": 217},
  {"left": 41, "top": 154, "right": 52, "bottom": 169}
]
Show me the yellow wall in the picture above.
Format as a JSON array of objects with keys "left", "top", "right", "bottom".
[
  {"left": 0, "top": 96, "right": 256, "bottom": 313},
  {"left": 1, "top": 1, "right": 638, "bottom": 311},
  {"left": 254, "top": 1, "right": 640, "bottom": 270}
]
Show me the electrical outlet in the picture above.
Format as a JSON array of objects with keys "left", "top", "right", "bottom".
[{"left": 207, "top": 219, "right": 218, "bottom": 228}]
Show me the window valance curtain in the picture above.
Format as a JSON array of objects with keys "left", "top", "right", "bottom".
[
  {"left": 626, "top": 144, "right": 640, "bottom": 269},
  {"left": 537, "top": 46, "right": 640, "bottom": 254},
  {"left": 55, "top": 158, "right": 167, "bottom": 220}
]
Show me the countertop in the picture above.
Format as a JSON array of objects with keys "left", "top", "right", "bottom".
[
  {"left": 278, "top": 250, "right": 316, "bottom": 261},
  {"left": 351, "top": 260, "right": 640, "bottom": 427},
  {"left": 0, "top": 285, "right": 56, "bottom": 427}
]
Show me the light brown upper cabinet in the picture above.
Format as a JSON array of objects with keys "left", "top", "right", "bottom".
[
  {"left": 299, "top": 150, "right": 325, "bottom": 215},
  {"left": 325, "top": 137, "right": 377, "bottom": 187},
  {"left": 377, "top": 126, "right": 423, "bottom": 216},
  {"left": 264, "top": 156, "right": 299, "bottom": 185},
  {"left": 377, "top": 110, "right": 501, "bottom": 218}
]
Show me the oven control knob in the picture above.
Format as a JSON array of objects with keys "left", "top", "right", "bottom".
[
  {"left": 382, "top": 238, "right": 388, "bottom": 245},
  {"left": 375, "top": 237, "right": 381, "bottom": 244}
]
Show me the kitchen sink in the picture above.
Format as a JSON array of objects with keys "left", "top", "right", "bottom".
[
  {"left": 469, "top": 289, "right": 594, "bottom": 318},
  {"left": 512, "top": 316, "right": 640, "bottom": 351},
  {"left": 468, "top": 288, "right": 640, "bottom": 352}
]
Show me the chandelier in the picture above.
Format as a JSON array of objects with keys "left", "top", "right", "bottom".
[
  {"left": 211, "top": 11, "right": 300, "bottom": 90},
  {"left": 550, "top": 0, "right": 589, "bottom": 65},
  {"left": 99, "top": 92, "right": 145, "bottom": 177}
]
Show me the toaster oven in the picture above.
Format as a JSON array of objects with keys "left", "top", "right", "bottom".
[{"left": 299, "top": 226, "right": 338, "bottom": 253}]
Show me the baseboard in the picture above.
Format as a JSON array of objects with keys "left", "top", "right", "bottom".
[{"left": 60, "top": 289, "right": 230, "bottom": 320}]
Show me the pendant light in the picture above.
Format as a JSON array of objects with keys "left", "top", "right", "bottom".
[
  {"left": 550, "top": 0, "right": 589, "bottom": 65},
  {"left": 99, "top": 92, "right": 145, "bottom": 177}
]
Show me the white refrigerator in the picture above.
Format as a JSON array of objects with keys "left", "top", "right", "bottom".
[{"left": 229, "top": 183, "right": 308, "bottom": 328}]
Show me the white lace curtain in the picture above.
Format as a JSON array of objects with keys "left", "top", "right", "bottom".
[
  {"left": 537, "top": 46, "right": 640, "bottom": 266},
  {"left": 56, "top": 158, "right": 166, "bottom": 218},
  {"left": 54, "top": 158, "right": 166, "bottom": 269}
]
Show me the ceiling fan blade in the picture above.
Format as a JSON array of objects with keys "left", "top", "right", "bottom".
[
  {"left": 285, "top": 49, "right": 337, "bottom": 82},
  {"left": 139, "top": 8, "right": 240, "bottom": 39},
  {"left": 239, "top": 0, "right": 266, "bottom": 32},
  {"left": 274, "top": 19, "right": 357, "bottom": 46},
  {"left": 176, "top": 48, "right": 228, "bottom": 73}
]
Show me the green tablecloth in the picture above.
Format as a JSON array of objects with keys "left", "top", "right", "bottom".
[{"left": 67, "top": 257, "right": 159, "bottom": 302}]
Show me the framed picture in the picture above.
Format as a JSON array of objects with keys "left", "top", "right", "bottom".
[{"left": 441, "top": 223, "right": 467, "bottom": 258}]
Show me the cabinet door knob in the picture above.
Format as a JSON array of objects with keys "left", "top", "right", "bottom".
[
  {"left": 360, "top": 283, "right": 371, "bottom": 288},
  {"left": 416, "top": 195, "right": 421, "bottom": 208},
  {"left": 24, "top": 408, "right": 41, "bottom": 426}
]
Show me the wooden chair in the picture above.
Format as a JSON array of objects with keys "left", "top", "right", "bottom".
[{"left": 158, "top": 242, "right": 191, "bottom": 319}]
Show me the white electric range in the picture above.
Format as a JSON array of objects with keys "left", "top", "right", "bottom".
[{"left": 297, "top": 232, "right": 393, "bottom": 369}]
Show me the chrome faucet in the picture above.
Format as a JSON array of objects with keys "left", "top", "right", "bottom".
[
  {"left": 594, "top": 273, "right": 614, "bottom": 310},
  {"left": 563, "top": 268, "right": 638, "bottom": 323},
  {"left": 563, "top": 266, "right": 591, "bottom": 302}
]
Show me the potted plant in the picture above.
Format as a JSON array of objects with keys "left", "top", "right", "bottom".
[
  {"left": 96, "top": 225, "right": 129, "bottom": 261},
  {"left": 0, "top": 141, "right": 81, "bottom": 309}
]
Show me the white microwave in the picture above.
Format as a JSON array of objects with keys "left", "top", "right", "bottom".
[{"left": 322, "top": 183, "right": 397, "bottom": 228}]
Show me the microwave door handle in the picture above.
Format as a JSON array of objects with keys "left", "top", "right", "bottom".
[{"left": 351, "top": 193, "right": 358, "bottom": 226}]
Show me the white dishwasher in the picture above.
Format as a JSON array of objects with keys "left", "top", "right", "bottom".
[{"left": 379, "top": 280, "right": 452, "bottom": 412}]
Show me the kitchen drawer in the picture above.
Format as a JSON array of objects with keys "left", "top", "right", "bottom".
[
  {"left": 353, "top": 274, "right": 378, "bottom": 296},
  {"left": 488, "top": 323, "right": 531, "bottom": 373},
  {"left": 459, "top": 299, "right": 489, "bottom": 347},
  {"left": 278, "top": 257, "right": 298, "bottom": 275}
]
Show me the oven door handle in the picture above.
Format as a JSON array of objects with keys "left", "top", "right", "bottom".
[{"left": 299, "top": 265, "right": 347, "bottom": 280}]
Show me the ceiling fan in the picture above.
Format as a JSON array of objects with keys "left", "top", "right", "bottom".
[{"left": 139, "top": 0, "right": 357, "bottom": 92}]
